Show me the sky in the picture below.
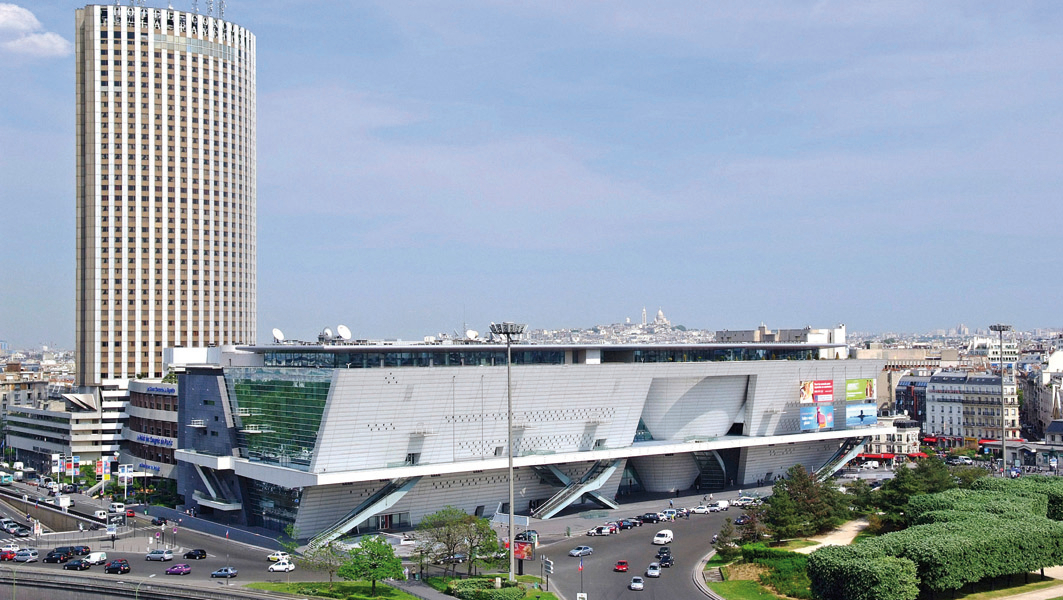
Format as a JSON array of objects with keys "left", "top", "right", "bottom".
[{"left": 1, "top": 1, "right": 1062, "bottom": 350}]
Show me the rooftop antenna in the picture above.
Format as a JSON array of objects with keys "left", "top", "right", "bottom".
[
  {"left": 337, "top": 325, "right": 352, "bottom": 341},
  {"left": 271, "top": 328, "right": 285, "bottom": 343}
]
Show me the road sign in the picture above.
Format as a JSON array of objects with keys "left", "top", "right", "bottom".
[
  {"left": 1051, "top": 458, "right": 1058, "bottom": 468},
  {"left": 543, "top": 557, "right": 554, "bottom": 574},
  {"left": 107, "top": 524, "right": 116, "bottom": 536}
]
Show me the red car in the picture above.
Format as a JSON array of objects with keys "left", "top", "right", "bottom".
[
  {"left": 614, "top": 560, "right": 629, "bottom": 572},
  {"left": 125, "top": 509, "right": 135, "bottom": 518},
  {"left": 0, "top": 550, "right": 15, "bottom": 561}
]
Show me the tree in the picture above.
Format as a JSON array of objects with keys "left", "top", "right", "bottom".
[
  {"left": 459, "top": 515, "right": 500, "bottom": 577},
  {"left": 339, "top": 535, "right": 404, "bottom": 596},
  {"left": 911, "top": 457, "right": 956, "bottom": 494},
  {"left": 875, "top": 458, "right": 958, "bottom": 531},
  {"left": 417, "top": 506, "right": 469, "bottom": 577},
  {"left": 764, "top": 464, "right": 848, "bottom": 538},
  {"left": 765, "top": 489, "right": 807, "bottom": 542},
  {"left": 953, "top": 465, "right": 989, "bottom": 489},
  {"left": 302, "top": 540, "right": 349, "bottom": 589},
  {"left": 843, "top": 478, "right": 876, "bottom": 514},
  {"left": 714, "top": 517, "right": 740, "bottom": 561},
  {"left": 736, "top": 504, "right": 769, "bottom": 544},
  {"left": 277, "top": 525, "right": 301, "bottom": 586}
]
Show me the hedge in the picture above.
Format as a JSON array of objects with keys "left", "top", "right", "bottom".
[
  {"left": 972, "top": 476, "right": 1063, "bottom": 520},
  {"left": 742, "top": 543, "right": 801, "bottom": 562},
  {"left": 807, "top": 545, "right": 918, "bottom": 600},
  {"left": 906, "top": 488, "right": 1048, "bottom": 524},
  {"left": 449, "top": 578, "right": 524, "bottom": 600}
]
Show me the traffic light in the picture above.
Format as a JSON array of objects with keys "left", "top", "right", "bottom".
[{"left": 543, "top": 557, "right": 554, "bottom": 574}]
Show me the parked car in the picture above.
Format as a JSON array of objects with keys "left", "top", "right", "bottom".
[
  {"left": 640, "top": 512, "right": 661, "bottom": 523},
  {"left": 628, "top": 516, "right": 644, "bottom": 526},
  {"left": 708, "top": 501, "right": 730, "bottom": 512},
  {"left": 0, "top": 543, "right": 18, "bottom": 553},
  {"left": 266, "top": 551, "right": 290, "bottom": 562},
  {"left": 617, "top": 520, "right": 636, "bottom": 530},
  {"left": 568, "top": 546, "right": 594, "bottom": 557},
  {"left": 105, "top": 559, "right": 131, "bottom": 574},
  {"left": 165, "top": 563, "right": 192, "bottom": 575},
  {"left": 150, "top": 517, "right": 168, "bottom": 526},
  {"left": 211, "top": 566, "right": 238, "bottom": 578},
  {"left": 692, "top": 505, "right": 711, "bottom": 514},
  {"left": 64, "top": 559, "right": 91, "bottom": 571},
  {"left": 734, "top": 515, "right": 751, "bottom": 526},
  {"left": 43, "top": 551, "right": 71, "bottom": 563},
  {"left": 14, "top": 549, "right": 38, "bottom": 563},
  {"left": 85, "top": 552, "right": 108, "bottom": 565},
  {"left": 184, "top": 549, "right": 207, "bottom": 560},
  {"left": 72, "top": 545, "right": 91, "bottom": 556},
  {"left": 145, "top": 549, "right": 173, "bottom": 561},
  {"left": 0, "top": 550, "right": 15, "bottom": 561},
  {"left": 586, "top": 526, "right": 612, "bottom": 536},
  {"left": 646, "top": 563, "right": 661, "bottom": 578},
  {"left": 268, "top": 560, "right": 295, "bottom": 572},
  {"left": 514, "top": 530, "right": 539, "bottom": 542},
  {"left": 629, "top": 576, "right": 645, "bottom": 591},
  {"left": 614, "top": 560, "right": 629, "bottom": 572}
]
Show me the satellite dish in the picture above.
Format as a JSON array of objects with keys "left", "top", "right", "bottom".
[
  {"left": 466, "top": 329, "right": 479, "bottom": 340},
  {"left": 337, "top": 325, "right": 352, "bottom": 340},
  {"left": 272, "top": 328, "right": 285, "bottom": 343},
  {"left": 323, "top": 327, "right": 334, "bottom": 338}
]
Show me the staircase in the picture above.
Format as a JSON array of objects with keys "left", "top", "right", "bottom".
[
  {"left": 814, "top": 436, "right": 870, "bottom": 481},
  {"left": 693, "top": 451, "right": 726, "bottom": 491},
  {"left": 308, "top": 476, "right": 420, "bottom": 548},
  {"left": 530, "top": 459, "right": 620, "bottom": 520},
  {"left": 704, "top": 567, "right": 724, "bottom": 582}
]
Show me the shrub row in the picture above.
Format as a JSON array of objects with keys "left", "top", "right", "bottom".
[
  {"left": 972, "top": 476, "right": 1063, "bottom": 520},
  {"left": 807, "top": 545, "right": 918, "bottom": 600},
  {"left": 906, "top": 488, "right": 1048, "bottom": 524},
  {"left": 449, "top": 578, "right": 524, "bottom": 600}
]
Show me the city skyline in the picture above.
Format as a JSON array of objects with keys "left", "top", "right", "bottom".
[{"left": 3, "top": 2, "right": 1063, "bottom": 349}]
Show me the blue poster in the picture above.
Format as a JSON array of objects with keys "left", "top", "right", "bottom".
[
  {"left": 846, "top": 403, "right": 877, "bottom": 427},
  {"left": 800, "top": 405, "right": 834, "bottom": 431}
]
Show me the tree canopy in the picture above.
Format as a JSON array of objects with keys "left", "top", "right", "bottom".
[{"left": 339, "top": 535, "right": 405, "bottom": 596}]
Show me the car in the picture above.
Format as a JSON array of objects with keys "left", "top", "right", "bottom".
[
  {"left": 104, "top": 559, "right": 130, "bottom": 574},
  {"left": 85, "top": 552, "right": 108, "bottom": 565},
  {"left": 659, "top": 555, "right": 675, "bottom": 568},
  {"left": 3, "top": 523, "right": 19, "bottom": 535},
  {"left": 709, "top": 501, "right": 730, "bottom": 512},
  {"left": 629, "top": 576, "right": 645, "bottom": 591},
  {"left": 434, "top": 553, "right": 468, "bottom": 565},
  {"left": 734, "top": 515, "right": 751, "bottom": 526},
  {"left": 616, "top": 520, "right": 634, "bottom": 530},
  {"left": 692, "top": 505, "right": 711, "bottom": 514},
  {"left": 614, "top": 560, "right": 629, "bottom": 572},
  {"left": 72, "top": 545, "right": 91, "bottom": 556},
  {"left": 43, "top": 551, "right": 71, "bottom": 563},
  {"left": 150, "top": 517, "right": 168, "bottom": 526},
  {"left": 184, "top": 549, "right": 207, "bottom": 560},
  {"left": 568, "top": 546, "right": 593, "bottom": 557},
  {"left": 165, "top": 563, "right": 192, "bottom": 575},
  {"left": 628, "top": 516, "right": 644, "bottom": 526},
  {"left": 125, "top": 509, "right": 135, "bottom": 517},
  {"left": 655, "top": 546, "right": 671, "bottom": 560},
  {"left": 211, "top": 566, "right": 238, "bottom": 578},
  {"left": 652, "top": 530, "right": 673, "bottom": 545},
  {"left": 0, "top": 550, "right": 15, "bottom": 561},
  {"left": 586, "top": 526, "right": 612, "bottom": 536},
  {"left": 640, "top": 512, "right": 661, "bottom": 523},
  {"left": 514, "top": 530, "right": 538, "bottom": 542},
  {"left": 266, "top": 551, "right": 290, "bottom": 562},
  {"left": 14, "top": 549, "right": 37, "bottom": 563},
  {"left": 13, "top": 527, "right": 30, "bottom": 538},
  {"left": 146, "top": 549, "right": 173, "bottom": 561},
  {"left": 646, "top": 563, "right": 661, "bottom": 578},
  {"left": 0, "top": 543, "right": 19, "bottom": 553},
  {"left": 268, "top": 560, "right": 295, "bottom": 572},
  {"left": 64, "top": 559, "right": 91, "bottom": 571},
  {"left": 662, "top": 509, "right": 677, "bottom": 520}
]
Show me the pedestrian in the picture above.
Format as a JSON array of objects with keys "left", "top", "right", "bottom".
[
  {"left": 669, "top": 499, "right": 673, "bottom": 508},
  {"left": 403, "top": 566, "right": 409, "bottom": 580}
]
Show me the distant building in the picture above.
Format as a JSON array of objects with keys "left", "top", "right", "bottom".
[
  {"left": 1018, "top": 351, "right": 1063, "bottom": 440},
  {"left": 715, "top": 324, "right": 847, "bottom": 359},
  {"left": 924, "top": 371, "right": 1018, "bottom": 459}
]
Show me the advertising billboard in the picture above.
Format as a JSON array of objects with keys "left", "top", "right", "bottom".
[
  {"left": 800, "top": 405, "right": 834, "bottom": 430},
  {"left": 845, "top": 378, "right": 877, "bottom": 402},
  {"left": 514, "top": 540, "right": 534, "bottom": 561},
  {"left": 799, "top": 380, "right": 834, "bottom": 404},
  {"left": 845, "top": 403, "right": 878, "bottom": 427}
]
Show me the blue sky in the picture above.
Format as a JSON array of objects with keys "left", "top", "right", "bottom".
[{"left": 2, "top": 1, "right": 1061, "bottom": 349}]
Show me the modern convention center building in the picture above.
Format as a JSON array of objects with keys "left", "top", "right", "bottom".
[{"left": 174, "top": 335, "right": 888, "bottom": 541}]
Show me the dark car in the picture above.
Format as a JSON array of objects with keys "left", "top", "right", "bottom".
[
  {"left": 73, "top": 545, "right": 91, "bottom": 556},
  {"left": 514, "top": 530, "right": 538, "bottom": 542},
  {"left": 64, "top": 559, "right": 91, "bottom": 571},
  {"left": 150, "top": 517, "right": 168, "bottom": 526},
  {"left": 104, "top": 559, "right": 131, "bottom": 574},
  {"left": 641, "top": 512, "right": 661, "bottom": 523},
  {"left": 617, "top": 519, "right": 635, "bottom": 530},
  {"left": 655, "top": 546, "right": 671, "bottom": 560},
  {"left": 659, "top": 555, "right": 675, "bottom": 568},
  {"left": 734, "top": 515, "right": 751, "bottom": 526},
  {"left": 52, "top": 547, "right": 76, "bottom": 557},
  {"left": 184, "top": 549, "right": 207, "bottom": 560},
  {"left": 43, "top": 552, "right": 71, "bottom": 563},
  {"left": 211, "top": 566, "right": 238, "bottom": 578},
  {"left": 628, "top": 516, "right": 644, "bottom": 526},
  {"left": 13, "top": 528, "right": 30, "bottom": 538}
]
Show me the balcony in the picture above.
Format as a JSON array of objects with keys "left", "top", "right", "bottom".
[
  {"left": 188, "top": 420, "right": 206, "bottom": 428},
  {"left": 239, "top": 423, "right": 274, "bottom": 434}
]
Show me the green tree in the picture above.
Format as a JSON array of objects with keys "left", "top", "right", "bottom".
[
  {"left": 911, "top": 457, "right": 956, "bottom": 494},
  {"left": 417, "top": 505, "right": 469, "bottom": 577},
  {"left": 276, "top": 525, "right": 301, "bottom": 585},
  {"left": 339, "top": 535, "right": 404, "bottom": 597},
  {"left": 459, "top": 515, "right": 500, "bottom": 576},
  {"left": 843, "top": 478, "right": 876, "bottom": 514},
  {"left": 765, "top": 464, "right": 848, "bottom": 538},
  {"left": 765, "top": 489, "right": 807, "bottom": 542},
  {"left": 714, "top": 517, "right": 741, "bottom": 561},
  {"left": 953, "top": 465, "right": 989, "bottom": 489},
  {"left": 736, "top": 504, "right": 769, "bottom": 544},
  {"left": 302, "top": 540, "right": 349, "bottom": 589}
]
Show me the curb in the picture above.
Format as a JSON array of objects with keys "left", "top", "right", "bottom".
[{"left": 692, "top": 549, "right": 727, "bottom": 600}]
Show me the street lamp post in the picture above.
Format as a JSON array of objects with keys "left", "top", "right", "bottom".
[
  {"left": 990, "top": 324, "right": 1012, "bottom": 474},
  {"left": 490, "top": 321, "right": 526, "bottom": 584},
  {"left": 134, "top": 573, "right": 156, "bottom": 600}
]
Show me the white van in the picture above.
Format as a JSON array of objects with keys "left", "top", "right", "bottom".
[
  {"left": 652, "top": 529, "right": 673, "bottom": 545},
  {"left": 108, "top": 502, "right": 125, "bottom": 513},
  {"left": 709, "top": 500, "right": 730, "bottom": 512},
  {"left": 85, "top": 551, "right": 107, "bottom": 565},
  {"left": 94, "top": 510, "right": 108, "bottom": 520},
  {"left": 862, "top": 460, "right": 880, "bottom": 470}
]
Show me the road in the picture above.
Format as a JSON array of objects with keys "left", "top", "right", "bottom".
[{"left": 541, "top": 508, "right": 738, "bottom": 600}]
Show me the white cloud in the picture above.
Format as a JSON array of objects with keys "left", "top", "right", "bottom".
[{"left": 0, "top": 3, "right": 71, "bottom": 57}]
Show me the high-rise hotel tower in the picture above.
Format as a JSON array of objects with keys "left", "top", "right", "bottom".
[{"left": 75, "top": 5, "right": 256, "bottom": 386}]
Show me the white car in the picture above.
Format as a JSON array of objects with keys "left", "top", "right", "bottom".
[
  {"left": 146, "top": 549, "right": 173, "bottom": 561},
  {"left": 629, "top": 576, "right": 645, "bottom": 590},
  {"left": 691, "top": 505, "right": 710, "bottom": 514},
  {"left": 267, "top": 551, "right": 291, "bottom": 562},
  {"left": 0, "top": 543, "right": 19, "bottom": 553},
  {"left": 568, "top": 546, "right": 594, "bottom": 557},
  {"left": 646, "top": 563, "right": 661, "bottom": 578},
  {"left": 268, "top": 560, "right": 295, "bottom": 572},
  {"left": 652, "top": 529, "right": 673, "bottom": 545}
]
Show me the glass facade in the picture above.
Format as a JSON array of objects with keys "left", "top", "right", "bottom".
[
  {"left": 223, "top": 368, "right": 332, "bottom": 471},
  {"left": 262, "top": 349, "right": 566, "bottom": 369},
  {"left": 245, "top": 480, "right": 302, "bottom": 531},
  {"left": 618, "top": 347, "right": 818, "bottom": 363}
]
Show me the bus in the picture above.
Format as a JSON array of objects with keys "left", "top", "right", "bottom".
[{"left": 0, "top": 472, "right": 12, "bottom": 486}]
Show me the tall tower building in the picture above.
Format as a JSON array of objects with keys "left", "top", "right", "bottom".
[{"left": 75, "top": 4, "right": 256, "bottom": 387}]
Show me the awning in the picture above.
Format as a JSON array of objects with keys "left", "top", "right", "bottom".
[
  {"left": 858, "top": 453, "right": 896, "bottom": 460},
  {"left": 908, "top": 452, "right": 929, "bottom": 458},
  {"left": 979, "top": 439, "right": 999, "bottom": 445},
  {"left": 921, "top": 437, "right": 939, "bottom": 443}
]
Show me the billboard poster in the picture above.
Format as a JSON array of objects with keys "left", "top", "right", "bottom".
[
  {"left": 800, "top": 380, "right": 834, "bottom": 403},
  {"left": 514, "top": 540, "right": 534, "bottom": 561},
  {"left": 800, "top": 405, "right": 834, "bottom": 430},
  {"left": 845, "top": 378, "right": 877, "bottom": 402},
  {"left": 845, "top": 403, "right": 878, "bottom": 427}
]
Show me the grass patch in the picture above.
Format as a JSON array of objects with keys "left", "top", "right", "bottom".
[
  {"left": 706, "top": 554, "right": 735, "bottom": 568},
  {"left": 772, "top": 539, "right": 818, "bottom": 550},
  {"left": 708, "top": 580, "right": 785, "bottom": 600},
  {"left": 927, "top": 574, "right": 1063, "bottom": 600},
  {"left": 424, "top": 575, "right": 557, "bottom": 599},
  {"left": 247, "top": 581, "right": 420, "bottom": 599}
]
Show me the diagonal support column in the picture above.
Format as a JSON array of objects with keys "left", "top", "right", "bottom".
[{"left": 531, "top": 459, "right": 621, "bottom": 520}]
